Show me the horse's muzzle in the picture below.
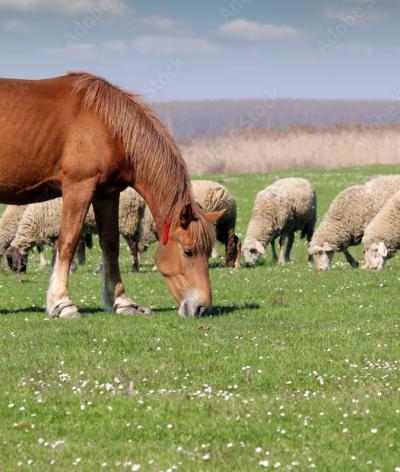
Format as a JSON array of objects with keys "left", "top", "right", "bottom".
[{"left": 179, "top": 291, "right": 211, "bottom": 318}]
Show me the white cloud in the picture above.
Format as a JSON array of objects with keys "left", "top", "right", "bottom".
[
  {"left": 335, "top": 42, "right": 373, "bottom": 55},
  {"left": 139, "top": 16, "right": 192, "bottom": 35},
  {"left": 43, "top": 42, "right": 98, "bottom": 57},
  {"left": 323, "top": 2, "right": 390, "bottom": 25},
  {"left": 102, "top": 39, "right": 128, "bottom": 53},
  {"left": 0, "top": 0, "right": 126, "bottom": 16},
  {"left": 132, "top": 35, "right": 217, "bottom": 55},
  {"left": 2, "top": 19, "right": 34, "bottom": 33},
  {"left": 217, "top": 19, "right": 301, "bottom": 41}
]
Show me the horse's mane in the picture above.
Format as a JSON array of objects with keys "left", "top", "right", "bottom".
[{"left": 69, "top": 72, "right": 214, "bottom": 253}]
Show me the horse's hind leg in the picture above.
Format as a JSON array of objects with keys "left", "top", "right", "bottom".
[
  {"left": 47, "top": 184, "right": 93, "bottom": 319},
  {"left": 93, "top": 194, "right": 150, "bottom": 315}
]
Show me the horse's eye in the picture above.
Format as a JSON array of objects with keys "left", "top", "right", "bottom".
[{"left": 184, "top": 249, "right": 194, "bottom": 258}]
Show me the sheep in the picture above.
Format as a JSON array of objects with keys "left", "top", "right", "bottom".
[
  {"left": 137, "top": 180, "right": 241, "bottom": 268},
  {"left": 309, "top": 175, "right": 400, "bottom": 271},
  {"left": 362, "top": 189, "right": 400, "bottom": 270},
  {"left": 6, "top": 188, "right": 146, "bottom": 273},
  {"left": 0, "top": 205, "right": 48, "bottom": 272},
  {"left": 242, "top": 178, "right": 316, "bottom": 266}
]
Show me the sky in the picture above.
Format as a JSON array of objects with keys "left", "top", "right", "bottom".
[{"left": 0, "top": 0, "right": 400, "bottom": 101}]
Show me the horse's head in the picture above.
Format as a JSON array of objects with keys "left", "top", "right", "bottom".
[
  {"left": 156, "top": 203, "right": 225, "bottom": 317},
  {"left": 6, "top": 246, "right": 28, "bottom": 273}
]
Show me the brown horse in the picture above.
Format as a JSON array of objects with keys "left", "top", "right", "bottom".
[{"left": 0, "top": 72, "right": 224, "bottom": 319}]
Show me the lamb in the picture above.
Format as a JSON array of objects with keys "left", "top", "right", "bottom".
[
  {"left": 6, "top": 188, "right": 146, "bottom": 273},
  {"left": 242, "top": 178, "right": 316, "bottom": 266},
  {"left": 137, "top": 180, "right": 241, "bottom": 268},
  {"left": 362, "top": 189, "right": 400, "bottom": 270},
  {"left": 309, "top": 175, "right": 400, "bottom": 271},
  {"left": 0, "top": 205, "right": 47, "bottom": 272}
]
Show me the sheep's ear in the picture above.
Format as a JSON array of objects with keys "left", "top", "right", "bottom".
[
  {"left": 322, "top": 242, "right": 333, "bottom": 252},
  {"left": 205, "top": 209, "right": 226, "bottom": 224},
  {"left": 377, "top": 241, "right": 388, "bottom": 257},
  {"left": 255, "top": 241, "right": 265, "bottom": 254}
]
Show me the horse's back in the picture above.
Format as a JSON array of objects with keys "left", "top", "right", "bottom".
[{"left": 0, "top": 75, "right": 87, "bottom": 204}]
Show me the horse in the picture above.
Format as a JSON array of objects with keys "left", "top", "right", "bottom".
[{"left": 0, "top": 72, "right": 224, "bottom": 319}]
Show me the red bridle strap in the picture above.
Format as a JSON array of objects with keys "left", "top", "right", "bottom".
[{"left": 161, "top": 211, "right": 173, "bottom": 245}]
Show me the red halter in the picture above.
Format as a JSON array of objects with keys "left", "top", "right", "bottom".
[{"left": 161, "top": 211, "right": 173, "bottom": 245}]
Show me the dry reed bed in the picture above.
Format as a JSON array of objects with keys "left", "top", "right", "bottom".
[{"left": 181, "top": 125, "right": 400, "bottom": 175}]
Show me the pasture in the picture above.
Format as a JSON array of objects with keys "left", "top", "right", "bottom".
[{"left": 1, "top": 165, "right": 400, "bottom": 471}]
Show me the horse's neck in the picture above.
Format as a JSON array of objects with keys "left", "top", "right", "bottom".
[{"left": 134, "top": 180, "right": 180, "bottom": 236}]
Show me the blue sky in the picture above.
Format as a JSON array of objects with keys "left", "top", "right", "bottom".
[{"left": 0, "top": 0, "right": 400, "bottom": 101}]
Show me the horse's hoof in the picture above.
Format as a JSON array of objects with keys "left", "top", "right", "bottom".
[
  {"left": 59, "top": 308, "right": 82, "bottom": 320},
  {"left": 50, "top": 301, "right": 82, "bottom": 320},
  {"left": 115, "top": 304, "right": 152, "bottom": 316}
]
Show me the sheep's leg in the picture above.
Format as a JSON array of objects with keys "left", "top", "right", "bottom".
[
  {"left": 76, "top": 238, "right": 86, "bottom": 265},
  {"left": 124, "top": 235, "right": 140, "bottom": 273},
  {"left": 46, "top": 184, "right": 93, "bottom": 320},
  {"left": 271, "top": 239, "right": 278, "bottom": 262},
  {"left": 278, "top": 235, "right": 287, "bottom": 265},
  {"left": 284, "top": 232, "right": 295, "bottom": 263},
  {"left": 211, "top": 246, "right": 219, "bottom": 259},
  {"left": 37, "top": 244, "right": 48, "bottom": 269},
  {"left": 225, "top": 227, "right": 238, "bottom": 268},
  {"left": 343, "top": 249, "right": 359, "bottom": 269},
  {"left": 93, "top": 195, "right": 150, "bottom": 315},
  {"left": 306, "top": 230, "right": 313, "bottom": 262},
  {"left": 234, "top": 235, "right": 241, "bottom": 268}
]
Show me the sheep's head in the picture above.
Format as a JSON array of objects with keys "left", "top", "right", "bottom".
[
  {"left": 242, "top": 240, "right": 265, "bottom": 266},
  {"left": 6, "top": 246, "right": 28, "bottom": 273},
  {"left": 309, "top": 242, "right": 334, "bottom": 271},
  {"left": 363, "top": 241, "right": 388, "bottom": 271}
]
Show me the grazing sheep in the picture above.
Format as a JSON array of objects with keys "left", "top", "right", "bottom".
[
  {"left": 242, "top": 178, "right": 316, "bottom": 266},
  {"left": 309, "top": 175, "right": 400, "bottom": 271},
  {"left": 362, "top": 189, "right": 400, "bottom": 270},
  {"left": 0, "top": 205, "right": 47, "bottom": 272},
  {"left": 6, "top": 188, "right": 146, "bottom": 273},
  {"left": 137, "top": 180, "right": 241, "bottom": 268}
]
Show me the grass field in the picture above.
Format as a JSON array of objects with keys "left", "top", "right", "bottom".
[{"left": 1, "top": 165, "right": 400, "bottom": 471}]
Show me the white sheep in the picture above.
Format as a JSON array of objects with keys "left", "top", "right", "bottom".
[
  {"left": 362, "top": 188, "right": 400, "bottom": 270},
  {"left": 0, "top": 205, "right": 47, "bottom": 272},
  {"left": 242, "top": 178, "right": 316, "bottom": 266},
  {"left": 137, "top": 180, "right": 241, "bottom": 268},
  {"left": 6, "top": 188, "right": 146, "bottom": 273},
  {"left": 309, "top": 175, "right": 400, "bottom": 271}
]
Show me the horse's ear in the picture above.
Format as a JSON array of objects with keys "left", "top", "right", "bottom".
[
  {"left": 205, "top": 209, "right": 226, "bottom": 224},
  {"left": 179, "top": 203, "right": 195, "bottom": 228}
]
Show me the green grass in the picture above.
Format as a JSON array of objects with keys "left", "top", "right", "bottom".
[{"left": 1, "top": 165, "right": 400, "bottom": 471}]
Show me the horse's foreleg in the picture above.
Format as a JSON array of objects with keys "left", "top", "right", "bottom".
[
  {"left": 93, "top": 195, "right": 150, "bottom": 315},
  {"left": 46, "top": 185, "right": 93, "bottom": 319}
]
